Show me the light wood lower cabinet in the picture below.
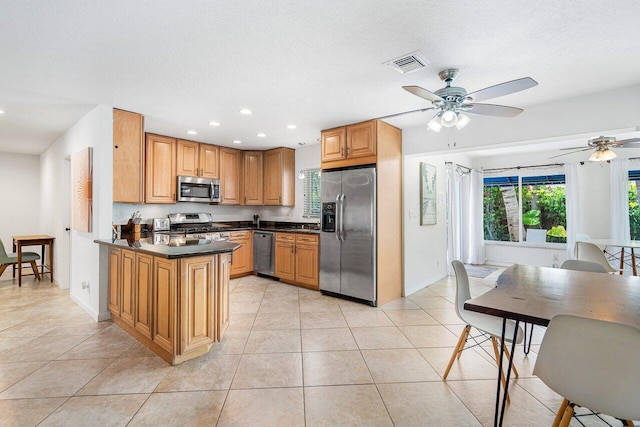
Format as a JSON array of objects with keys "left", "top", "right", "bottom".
[
  {"left": 153, "top": 257, "right": 177, "bottom": 354},
  {"left": 217, "top": 253, "right": 231, "bottom": 339},
  {"left": 274, "top": 233, "right": 319, "bottom": 289},
  {"left": 229, "top": 230, "right": 253, "bottom": 277},
  {"left": 179, "top": 255, "right": 215, "bottom": 353},
  {"left": 107, "top": 250, "right": 230, "bottom": 365}
]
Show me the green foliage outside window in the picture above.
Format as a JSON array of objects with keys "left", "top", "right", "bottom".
[{"left": 628, "top": 181, "right": 640, "bottom": 240}]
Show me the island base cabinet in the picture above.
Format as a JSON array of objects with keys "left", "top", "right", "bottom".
[
  {"left": 153, "top": 258, "right": 177, "bottom": 354},
  {"left": 217, "top": 253, "right": 231, "bottom": 340},
  {"left": 106, "top": 249, "right": 230, "bottom": 365},
  {"left": 179, "top": 256, "right": 216, "bottom": 354}
]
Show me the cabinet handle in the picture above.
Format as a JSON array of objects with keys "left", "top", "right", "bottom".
[
  {"left": 346, "top": 146, "right": 350, "bottom": 156},
  {"left": 279, "top": 196, "right": 281, "bottom": 204},
  {"left": 244, "top": 196, "right": 247, "bottom": 203}
]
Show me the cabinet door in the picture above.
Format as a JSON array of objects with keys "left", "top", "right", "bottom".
[
  {"left": 275, "top": 236, "right": 295, "bottom": 281},
  {"left": 153, "top": 257, "right": 177, "bottom": 353},
  {"left": 264, "top": 148, "right": 295, "bottom": 206},
  {"left": 243, "top": 151, "right": 263, "bottom": 205},
  {"left": 134, "top": 253, "right": 153, "bottom": 339},
  {"left": 217, "top": 253, "right": 231, "bottom": 341},
  {"left": 145, "top": 134, "right": 176, "bottom": 203},
  {"left": 200, "top": 144, "right": 220, "bottom": 179},
  {"left": 321, "top": 127, "right": 347, "bottom": 162},
  {"left": 347, "top": 120, "right": 376, "bottom": 159},
  {"left": 220, "top": 147, "right": 241, "bottom": 205},
  {"left": 120, "top": 250, "right": 136, "bottom": 327},
  {"left": 230, "top": 231, "right": 253, "bottom": 276},
  {"left": 179, "top": 256, "right": 215, "bottom": 354},
  {"left": 113, "top": 109, "right": 144, "bottom": 203},
  {"left": 295, "top": 241, "right": 319, "bottom": 288},
  {"left": 108, "top": 248, "right": 121, "bottom": 317},
  {"left": 176, "top": 139, "right": 200, "bottom": 177}
]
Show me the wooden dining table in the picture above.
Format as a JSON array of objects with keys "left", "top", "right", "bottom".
[
  {"left": 464, "top": 264, "right": 640, "bottom": 427},
  {"left": 12, "top": 234, "right": 55, "bottom": 287},
  {"left": 589, "top": 238, "right": 640, "bottom": 275}
]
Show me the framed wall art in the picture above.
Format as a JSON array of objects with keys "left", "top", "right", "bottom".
[
  {"left": 420, "top": 162, "right": 436, "bottom": 225},
  {"left": 71, "top": 147, "right": 93, "bottom": 232}
]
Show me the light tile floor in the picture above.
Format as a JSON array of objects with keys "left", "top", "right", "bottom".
[{"left": 0, "top": 271, "right": 629, "bottom": 426}]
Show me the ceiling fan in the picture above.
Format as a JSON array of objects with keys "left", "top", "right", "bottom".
[
  {"left": 401, "top": 69, "right": 538, "bottom": 131},
  {"left": 550, "top": 136, "right": 640, "bottom": 161}
]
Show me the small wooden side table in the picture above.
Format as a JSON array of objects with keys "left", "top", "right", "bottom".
[{"left": 12, "top": 235, "right": 55, "bottom": 287}]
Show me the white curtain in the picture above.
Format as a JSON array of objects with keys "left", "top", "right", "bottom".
[
  {"left": 564, "top": 162, "right": 581, "bottom": 259},
  {"left": 466, "top": 170, "right": 485, "bottom": 264},
  {"left": 611, "top": 158, "right": 630, "bottom": 240},
  {"left": 447, "top": 165, "right": 485, "bottom": 270}
]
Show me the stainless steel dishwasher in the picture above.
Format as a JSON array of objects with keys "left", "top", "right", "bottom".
[{"left": 253, "top": 231, "right": 275, "bottom": 276}]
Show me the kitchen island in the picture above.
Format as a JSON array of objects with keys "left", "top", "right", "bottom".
[{"left": 95, "top": 237, "right": 240, "bottom": 365}]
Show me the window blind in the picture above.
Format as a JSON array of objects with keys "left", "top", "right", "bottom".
[{"left": 303, "top": 169, "right": 321, "bottom": 218}]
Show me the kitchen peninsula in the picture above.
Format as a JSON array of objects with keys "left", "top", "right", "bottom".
[{"left": 94, "top": 236, "right": 240, "bottom": 365}]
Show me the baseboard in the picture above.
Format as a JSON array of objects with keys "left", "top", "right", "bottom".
[
  {"left": 69, "top": 292, "right": 99, "bottom": 321},
  {"left": 404, "top": 271, "right": 448, "bottom": 297}
]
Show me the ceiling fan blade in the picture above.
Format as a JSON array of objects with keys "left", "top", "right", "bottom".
[
  {"left": 467, "top": 77, "right": 538, "bottom": 102},
  {"left": 549, "top": 148, "right": 593, "bottom": 159},
  {"left": 377, "top": 106, "right": 436, "bottom": 120},
  {"left": 612, "top": 138, "right": 640, "bottom": 147},
  {"left": 558, "top": 146, "right": 590, "bottom": 151},
  {"left": 465, "top": 103, "right": 524, "bottom": 117},
  {"left": 402, "top": 85, "right": 443, "bottom": 103}
]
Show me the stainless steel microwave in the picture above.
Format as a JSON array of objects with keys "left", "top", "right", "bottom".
[{"left": 177, "top": 176, "right": 221, "bottom": 203}]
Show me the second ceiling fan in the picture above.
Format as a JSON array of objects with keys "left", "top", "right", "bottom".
[{"left": 403, "top": 69, "right": 538, "bottom": 131}]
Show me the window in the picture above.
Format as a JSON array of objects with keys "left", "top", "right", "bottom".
[
  {"left": 628, "top": 170, "right": 640, "bottom": 239},
  {"left": 483, "top": 174, "right": 566, "bottom": 244},
  {"left": 302, "top": 169, "right": 321, "bottom": 218}
]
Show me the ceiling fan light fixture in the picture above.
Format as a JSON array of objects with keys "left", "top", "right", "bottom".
[
  {"left": 441, "top": 110, "right": 458, "bottom": 127},
  {"left": 427, "top": 113, "right": 443, "bottom": 132},
  {"left": 455, "top": 113, "right": 471, "bottom": 130},
  {"left": 589, "top": 148, "right": 617, "bottom": 162}
]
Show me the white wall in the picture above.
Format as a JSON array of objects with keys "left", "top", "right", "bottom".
[
  {"left": 113, "top": 143, "right": 322, "bottom": 226},
  {"left": 0, "top": 153, "right": 41, "bottom": 280},
  {"left": 40, "top": 105, "right": 112, "bottom": 321}
]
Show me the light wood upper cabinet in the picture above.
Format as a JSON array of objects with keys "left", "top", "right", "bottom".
[
  {"left": 242, "top": 151, "right": 263, "bottom": 205},
  {"left": 200, "top": 144, "right": 220, "bottom": 179},
  {"left": 321, "top": 120, "right": 377, "bottom": 169},
  {"left": 220, "top": 147, "right": 242, "bottom": 205},
  {"left": 321, "top": 127, "right": 347, "bottom": 163},
  {"left": 145, "top": 134, "right": 176, "bottom": 203},
  {"left": 177, "top": 140, "right": 220, "bottom": 179},
  {"left": 153, "top": 257, "right": 177, "bottom": 353},
  {"left": 179, "top": 256, "right": 216, "bottom": 353},
  {"left": 264, "top": 148, "right": 295, "bottom": 206},
  {"left": 229, "top": 231, "right": 253, "bottom": 276},
  {"left": 113, "top": 109, "right": 144, "bottom": 203},
  {"left": 176, "top": 139, "right": 199, "bottom": 177}
]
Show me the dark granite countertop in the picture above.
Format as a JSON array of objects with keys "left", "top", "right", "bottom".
[
  {"left": 94, "top": 237, "right": 240, "bottom": 259},
  {"left": 221, "top": 220, "right": 320, "bottom": 234}
]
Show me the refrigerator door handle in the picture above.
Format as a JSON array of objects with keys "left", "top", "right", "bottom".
[
  {"left": 339, "top": 193, "right": 345, "bottom": 241},
  {"left": 335, "top": 194, "right": 341, "bottom": 241}
]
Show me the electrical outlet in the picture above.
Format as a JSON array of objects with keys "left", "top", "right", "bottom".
[
  {"left": 409, "top": 210, "right": 417, "bottom": 218},
  {"left": 81, "top": 281, "right": 90, "bottom": 291},
  {"left": 436, "top": 259, "right": 440, "bottom": 267}
]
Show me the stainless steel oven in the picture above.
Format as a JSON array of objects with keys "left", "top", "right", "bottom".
[{"left": 177, "top": 176, "right": 221, "bottom": 203}]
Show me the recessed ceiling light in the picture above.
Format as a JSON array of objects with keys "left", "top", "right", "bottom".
[
  {"left": 187, "top": 130, "right": 197, "bottom": 135},
  {"left": 209, "top": 121, "right": 220, "bottom": 127},
  {"left": 287, "top": 124, "right": 297, "bottom": 129},
  {"left": 239, "top": 109, "right": 252, "bottom": 115},
  {"left": 257, "top": 133, "right": 266, "bottom": 138},
  {"left": 0, "top": 110, "right": 5, "bottom": 115},
  {"left": 298, "top": 142, "right": 306, "bottom": 146},
  {"left": 233, "top": 140, "right": 242, "bottom": 144}
]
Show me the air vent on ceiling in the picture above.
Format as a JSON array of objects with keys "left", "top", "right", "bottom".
[{"left": 385, "top": 51, "right": 430, "bottom": 74}]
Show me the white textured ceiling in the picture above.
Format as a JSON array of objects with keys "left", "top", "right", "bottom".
[{"left": 1, "top": 0, "right": 640, "bottom": 154}]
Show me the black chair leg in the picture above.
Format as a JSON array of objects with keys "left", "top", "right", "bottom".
[{"left": 523, "top": 323, "right": 534, "bottom": 355}]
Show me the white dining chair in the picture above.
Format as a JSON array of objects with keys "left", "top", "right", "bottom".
[
  {"left": 445, "top": 261, "right": 523, "bottom": 395},
  {"left": 534, "top": 314, "right": 640, "bottom": 426},
  {"left": 560, "top": 259, "right": 608, "bottom": 273},
  {"left": 575, "top": 241, "right": 618, "bottom": 273}
]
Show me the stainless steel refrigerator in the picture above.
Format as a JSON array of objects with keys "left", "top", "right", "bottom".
[{"left": 320, "top": 166, "right": 376, "bottom": 305}]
